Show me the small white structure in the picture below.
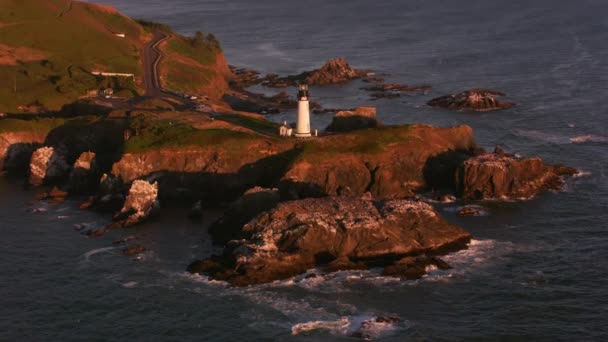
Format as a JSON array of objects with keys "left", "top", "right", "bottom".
[
  {"left": 114, "top": 33, "right": 126, "bottom": 38},
  {"left": 279, "top": 121, "right": 293, "bottom": 137},
  {"left": 295, "top": 84, "right": 311, "bottom": 137}
]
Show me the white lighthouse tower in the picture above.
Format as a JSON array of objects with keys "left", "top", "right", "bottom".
[{"left": 295, "top": 84, "right": 311, "bottom": 137}]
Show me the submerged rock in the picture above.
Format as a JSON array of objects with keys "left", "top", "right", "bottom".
[
  {"left": 428, "top": 89, "right": 515, "bottom": 112},
  {"left": 109, "top": 180, "right": 159, "bottom": 229},
  {"left": 456, "top": 153, "right": 577, "bottom": 200},
  {"left": 190, "top": 196, "right": 471, "bottom": 286},
  {"left": 326, "top": 106, "right": 379, "bottom": 132}
]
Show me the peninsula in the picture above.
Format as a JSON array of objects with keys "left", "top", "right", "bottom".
[{"left": 0, "top": 0, "right": 577, "bottom": 286}]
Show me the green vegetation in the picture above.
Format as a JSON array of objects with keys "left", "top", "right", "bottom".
[
  {"left": 135, "top": 19, "right": 172, "bottom": 34},
  {"left": 0, "top": 118, "right": 66, "bottom": 134},
  {"left": 167, "top": 33, "right": 220, "bottom": 65},
  {"left": 125, "top": 118, "right": 257, "bottom": 153},
  {"left": 0, "top": 0, "right": 144, "bottom": 112},
  {"left": 299, "top": 125, "right": 414, "bottom": 159}
]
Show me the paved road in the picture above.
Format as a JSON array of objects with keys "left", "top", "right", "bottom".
[{"left": 141, "top": 30, "right": 170, "bottom": 97}]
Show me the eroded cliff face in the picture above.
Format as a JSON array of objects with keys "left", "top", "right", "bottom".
[
  {"left": 280, "top": 125, "right": 477, "bottom": 199},
  {"left": 455, "top": 153, "right": 577, "bottom": 200},
  {"left": 0, "top": 131, "right": 47, "bottom": 174},
  {"left": 111, "top": 139, "right": 295, "bottom": 201}
]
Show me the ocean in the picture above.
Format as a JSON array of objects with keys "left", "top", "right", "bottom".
[{"left": 2, "top": 0, "right": 607, "bottom": 340}]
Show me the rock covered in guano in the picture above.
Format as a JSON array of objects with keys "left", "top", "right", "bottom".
[
  {"left": 29, "top": 146, "right": 70, "bottom": 186},
  {"left": 455, "top": 153, "right": 577, "bottom": 200},
  {"left": 189, "top": 196, "right": 471, "bottom": 286},
  {"left": 109, "top": 180, "right": 159, "bottom": 228},
  {"left": 428, "top": 89, "right": 515, "bottom": 112}
]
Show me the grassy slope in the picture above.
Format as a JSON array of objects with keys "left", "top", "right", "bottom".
[
  {"left": 160, "top": 33, "right": 231, "bottom": 99},
  {"left": 0, "top": 0, "right": 147, "bottom": 112}
]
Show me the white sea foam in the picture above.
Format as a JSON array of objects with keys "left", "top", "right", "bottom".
[
  {"left": 291, "top": 317, "right": 350, "bottom": 336},
  {"left": 514, "top": 129, "right": 570, "bottom": 144},
  {"left": 570, "top": 134, "right": 608, "bottom": 144},
  {"left": 81, "top": 246, "right": 117, "bottom": 261},
  {"left": 122, "top": 281, "right": 138, "bottom": 288}
]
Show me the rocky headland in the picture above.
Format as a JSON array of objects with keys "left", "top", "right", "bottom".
[
  {"left": 0, "top": 1, "right": 578, "bottom": 287},
  {"left": 0, "top": 110, "right": 578, "bottom": 285}
]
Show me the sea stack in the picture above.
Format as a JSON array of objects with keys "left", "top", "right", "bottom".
[{"left": 295, "top": 84, "right": 311, "bottom": 137}]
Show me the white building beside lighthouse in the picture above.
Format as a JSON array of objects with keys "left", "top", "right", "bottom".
[{"left": 295, "top": 84, "right": 311, "bottom": 137}]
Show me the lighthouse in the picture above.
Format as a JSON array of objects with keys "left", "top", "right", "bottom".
[{"left": 295, "top": 84, "right": 311, "bottom": 137}]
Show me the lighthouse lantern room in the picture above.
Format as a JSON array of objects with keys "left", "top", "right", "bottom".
[{"left": 295, "top": 84, "right": 311, "bottom": 137}]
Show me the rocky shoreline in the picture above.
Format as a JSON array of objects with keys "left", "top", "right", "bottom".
[{"left": 0, "top": 108, "right": 577, "bottom": 286}]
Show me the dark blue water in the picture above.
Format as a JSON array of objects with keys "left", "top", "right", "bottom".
[{"left": 2, "top": 0, "right": 607, "bottom": 340}]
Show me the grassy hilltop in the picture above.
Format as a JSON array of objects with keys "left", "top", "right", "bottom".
[{"left": 0, "top": 0, "right": 230, "bottom": 113}]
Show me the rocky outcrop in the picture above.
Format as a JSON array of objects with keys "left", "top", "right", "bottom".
[
  {"left": 261, "top": 58, "right": 368, "bottom": 88},
  {"left": 0, "top": 131, "right": 46, "bottom": 174},
  {"left": 280, "top": 125, "right": 477, "bottom": 199},
  {"left": 29, "top": 146, "right": 70, "bottom": 186},
  {"left": 188, "top": 197, "right": 471, "bottom": 286},
  {"left": 66, "top": 151, "right": 99, "bottom": 194},
  {"left": 428, "top": 89, "right": 515, "bottom": 112},
  {"left": 209, "top": 187, "right": 281, "bottom": 244},
  {"left": 110, "top": 140, "right": 295, "bottom": 202},
  {"left": 362, "top": 83, "right": 432, "bottom": 101},
  {"left": 325, "top": 106, "right": 379, "bottom": 132},
  {"left": 108, "top": 180, "right": 159, "bottom": 229},
  {"left": 455, "top": 153, "right": 577, "bottom": 200}
]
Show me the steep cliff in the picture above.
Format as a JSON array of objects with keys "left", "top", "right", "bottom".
[{"left": 280, "top": 125, "right": 477, "bottom": 199}]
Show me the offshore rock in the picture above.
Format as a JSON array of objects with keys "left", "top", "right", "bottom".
[
  {"left": 109, "top": 180, "right": 159, "bottom": 229},
  {"left": 326, "top": 106, "right": 379, "bottom": 132},
  {"left": 190, "top": 197, "right": 471, "bottom": 286},
  {"left": 209, "top": 187, "right": 280, "bottom": 244},
  {"left": 428, "top": 89, "right": 515, "bottom": 112},
  {"left": 455, "top": 153, "right": 577, "bottom": 200},
  {"left": 29, "top": 146, "right": 70, "bottom": 186},
  {"left": 262, "top": 58, "right": 368, "bottom": 87}
]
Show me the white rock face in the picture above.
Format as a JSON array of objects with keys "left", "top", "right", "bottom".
[
  {"left": 29, "top": 146, "right": 70, "bottom": 186},
  {"left": 112, "top": 180, "right": 159, "bottom": 227}
]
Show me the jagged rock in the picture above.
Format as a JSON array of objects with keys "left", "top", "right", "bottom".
[
  {"left": 35, "top": 186, "right": 68, "bottom": 204},
  {"left": 326, "top": 106, "right": 379, "bottom": 132},
  {"left": 382, "top": 256, "right": 451, "bottom": 279},
  {"left": 456, "top": 205, "right": 487, "bottom": 217},
  {"left": 83, "top": 173, "right": 125, "bottom": 211},
  {"left": 455, "top": 153, "right": 577, "bottom": 200},
  {"left": 428, "top": 89, "right": 515, "bottom": 111},
  {"left": 108, "top": 180, "right": 159, "bottom": 229},
  {"left": 351, "top": 316, "right": 401, "bottom": 340},
  {"left": 67, "top": 151, "right": 99, "bottom": 194},
  {"left": 262, "top": 58, "right": 369, "bottom": 87},
  {"left": 209, "top": 187, "right": 280, "bottom": 244},
  {"left": 190, "top": 197, "right": 471, "bottom": 286},
  {"left": 122, "top": 245, "right": 146, "bottom": 255},
  {"left": 302, "top": 57, "right": 368, "bottom": 85},
  {"left": 29, "top": 146, "right": 70, "bottom": 186}
]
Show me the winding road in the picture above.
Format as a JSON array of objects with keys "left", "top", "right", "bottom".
[{"left": 142, "top": 30, "right": 170, "bottom": 97}]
